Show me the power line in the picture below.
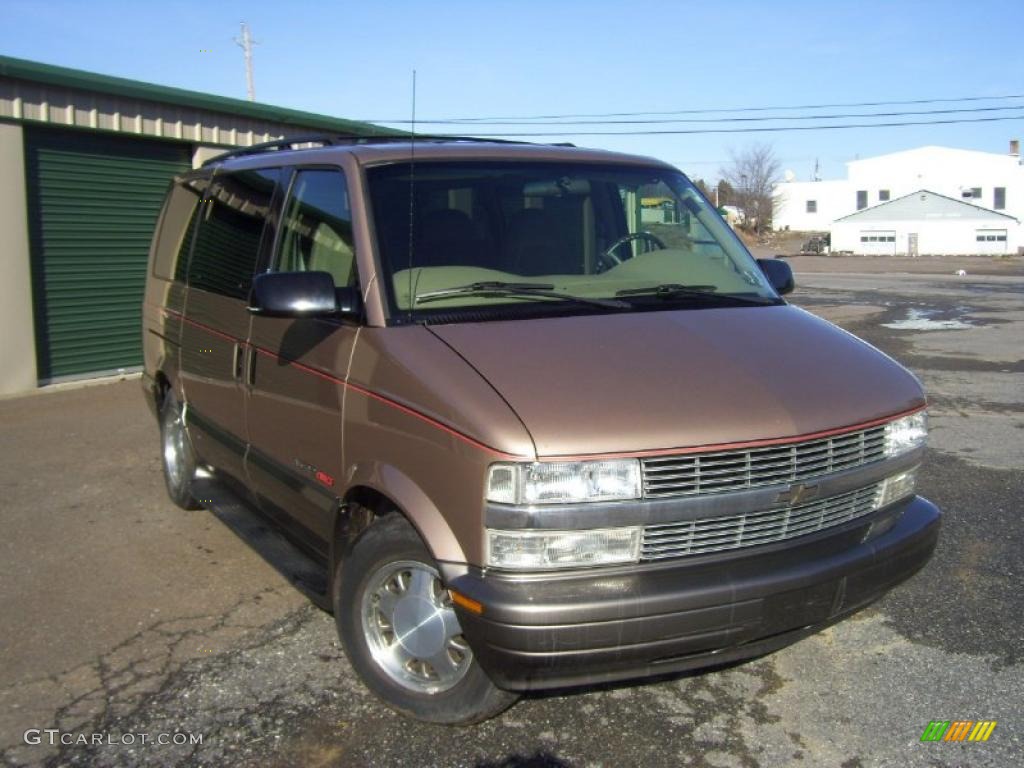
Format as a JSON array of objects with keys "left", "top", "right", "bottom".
[
  {"left": 426, "top": 112, "right": 1024, "bottom": 137},
  {"left": 370, "top": 104, "right": 1024, "bottom": 127},
  {"left": 362, "top": 93, "right": 1024, "bottom": 124}
]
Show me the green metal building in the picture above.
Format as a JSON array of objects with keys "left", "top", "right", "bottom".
[{"left": 0, "top": 55, "right": 393, "bottom": 395}]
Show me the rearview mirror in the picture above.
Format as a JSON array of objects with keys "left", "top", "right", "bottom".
[
  {"left": 522, "top": 178, "right": 591, "bottom": 196},
  {"left": 249, "top": 272, "right": 360, "bottom": 318},
  {"left": 757, "top": 258, "right": 795, "bottom": 296}
]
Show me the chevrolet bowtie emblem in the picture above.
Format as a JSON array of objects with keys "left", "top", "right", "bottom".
[{"left": 776, "top": 482, "right": 820, "bottom": 505}]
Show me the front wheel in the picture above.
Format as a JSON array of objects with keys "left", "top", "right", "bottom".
[{"left": 335, "top": 515, "right": 517, "bottom": 724}]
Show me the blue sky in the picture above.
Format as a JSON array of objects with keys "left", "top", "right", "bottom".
[{"left": 2, "top": 0, "right": 1022, "bottom": 181}]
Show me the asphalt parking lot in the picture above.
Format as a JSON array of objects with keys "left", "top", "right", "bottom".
[{"left": 1, "top": 263, "right": 1022, "bottom": 768}]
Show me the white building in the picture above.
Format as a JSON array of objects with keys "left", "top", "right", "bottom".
[
  {"left": 773, "top": 143, "right": 1024, "bottom": 237},
  {"left": 830, "top": 190, "right": 1020, "bottom": 256},
  {"left": 772, "top": 179, "right": 848, "bottom": 231}
]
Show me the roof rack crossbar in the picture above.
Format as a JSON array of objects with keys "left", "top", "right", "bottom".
[{"left": 201, "top": 133, "right": 541, "bottom": 166}]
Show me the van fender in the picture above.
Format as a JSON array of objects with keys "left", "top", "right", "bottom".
[
  {"left": 146, "top": 352, "right": 183, "bottom": 414},
  {"left": 339, "top": 461, "right": 467, "bottom": 565}
]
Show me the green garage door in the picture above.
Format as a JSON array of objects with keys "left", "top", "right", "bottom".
[{"left": 25, "top": 127, "right": 191, "bottom": 380}]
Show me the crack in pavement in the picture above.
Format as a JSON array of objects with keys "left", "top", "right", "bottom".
[{"left": 0, "top": 586, "right": 306, "bottom": 767}]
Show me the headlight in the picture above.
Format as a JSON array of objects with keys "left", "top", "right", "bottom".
[
  {"left": 486, "top": 460, "right": 641, "bottom": 505},
  {"left": 486, "top": 527, "right": 642, "bottom": 570},
  {"left": 883, "top": 411, "right": 928, "bottom": 456}
]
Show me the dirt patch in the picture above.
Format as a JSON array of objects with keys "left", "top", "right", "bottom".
[
  {"left": 760, "top": 252, "right": 1024, "bottom": 276},
  {"left": 798, "top": 304, "right": 887, "bottom": 326}
]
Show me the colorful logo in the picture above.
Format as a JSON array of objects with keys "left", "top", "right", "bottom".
[{"left": 920, "top": 720, "right": 997, "bottom": 742}]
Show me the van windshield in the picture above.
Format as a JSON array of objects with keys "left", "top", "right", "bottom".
[{"left": 366, "top": 162, "right": 779, "bottom": 319}]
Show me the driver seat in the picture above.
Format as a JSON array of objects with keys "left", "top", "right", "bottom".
[{"left": 504, "top": 208, "right": 580, "bottom": 275}]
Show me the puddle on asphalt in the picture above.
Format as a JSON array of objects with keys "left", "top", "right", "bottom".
[{"left": 882, "top": 308, "right": 975, "bottom": 331}]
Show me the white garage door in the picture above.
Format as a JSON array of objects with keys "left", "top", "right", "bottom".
[
  {"left": 975, "top": 230, "right": 1008, "bottom": 255},
  {"left": 858, "top": 231, "right": 896, "bottom": 255}
]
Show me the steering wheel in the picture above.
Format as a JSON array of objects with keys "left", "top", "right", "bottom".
[{"left": 600, "top": 232, "right": 666, "bottom": 269}]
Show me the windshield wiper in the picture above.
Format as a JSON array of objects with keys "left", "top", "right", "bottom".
[
  {"left": 616, "top": 283, "right": 777, "bottom": 306},
  {"left": 415, "top": 281, "right": 629, "bottom": 309}
]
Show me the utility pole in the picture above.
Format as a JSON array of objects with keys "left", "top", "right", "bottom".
[{"left": 234, "top": 22, "right": 257, "bottom": 101}]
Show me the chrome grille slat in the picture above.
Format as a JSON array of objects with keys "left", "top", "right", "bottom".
[
  {"left": 808, "top": 444, "right": 868, "bottom": 460},
  {"left": 700, "top": 461, "right": 794, "bottom": 477},
  {"left": 641, "top": 470, "right": 697, "bottom": 481},
  {"left": 641, "top": 425, "right": 887, "bottom": 498},
  {"left": 645, "top": 449, "right": 883, "bottom": 475},
  {"left": 641, "top": 484, "right": 882, "bottom": 560}
]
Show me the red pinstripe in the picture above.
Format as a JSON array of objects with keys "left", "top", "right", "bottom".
[
  {"left": 161, "top": 308, "right": 923, "bottom": 464},
  {"left": 164, "top": 308, "right": 523, "bottom": 459}
]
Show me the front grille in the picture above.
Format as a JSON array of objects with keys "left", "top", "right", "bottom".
[
  {"left": 641, "top": 483, "right": 881, "bottom": 560},
  {"left": 641, "top": 425, "right": 886, "bottom": 499}
]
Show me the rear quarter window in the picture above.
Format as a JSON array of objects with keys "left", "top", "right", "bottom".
[{"left": 151, "top": 178, "right": 206, "bottom": 281}]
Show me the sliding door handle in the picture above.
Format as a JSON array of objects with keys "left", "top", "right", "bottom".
[{"left": 232, "top": 343, "right": 244, "bottom": 380}]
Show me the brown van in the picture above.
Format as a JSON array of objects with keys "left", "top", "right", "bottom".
[{"left": 141, "top": 136, "right": 939, "bottom": 724}]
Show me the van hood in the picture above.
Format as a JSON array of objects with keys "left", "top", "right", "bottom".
[{"left": 429, "top": 306, "right": 925, "bottom": 458}]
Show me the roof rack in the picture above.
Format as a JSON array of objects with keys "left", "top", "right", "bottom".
[{"left": 201, "top": 133, "right": 541, "bottom": 166}]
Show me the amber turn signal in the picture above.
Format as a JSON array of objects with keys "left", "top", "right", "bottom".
[{"left": 449, "top": 589, "right": 484, "bottom": 615}]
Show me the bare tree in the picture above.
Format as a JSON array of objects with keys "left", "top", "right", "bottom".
[{"left": 719, "top": 143, "right": 781, "bottom": 234}]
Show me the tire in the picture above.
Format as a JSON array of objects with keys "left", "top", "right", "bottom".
[
  {"left": 159, "top": 390, "right": 201, "bottom": 510},
  {"left": 334, "top": 515, "right": 517, "bottom": 724}
]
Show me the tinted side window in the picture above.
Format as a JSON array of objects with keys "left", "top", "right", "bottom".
[
  {"left": 276, "top": 169, "right": 356, "bottom": 287},
  {"left": 189, "top": 169, "right": 280, "bottom": 299},
  {"left": 152, "top": 177, "right": 206, "bottom": 281}
]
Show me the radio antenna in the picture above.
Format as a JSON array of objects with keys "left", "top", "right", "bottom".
[{"left": 406, "top": 69, "right": 417, "bottom": 323}]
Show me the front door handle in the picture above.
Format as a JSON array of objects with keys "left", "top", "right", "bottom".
[{"left": 247, "top": 346, "right": 257, "bottom": 387}]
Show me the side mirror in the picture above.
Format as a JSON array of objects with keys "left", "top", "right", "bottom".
[
  {"left": 249, "top": 271, "right": 360, "bottom": 318},
  {"left": 334, "top": 285, "right": 362, "bottom": 317},
  {"left": 757, "top": 258, "right": 795, "bottom": 296}
]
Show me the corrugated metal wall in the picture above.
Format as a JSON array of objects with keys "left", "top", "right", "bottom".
[{"left": 24, "top": 126, "right": 190, "bottom": 380}]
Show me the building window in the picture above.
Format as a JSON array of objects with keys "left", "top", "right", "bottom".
[
  {"left": 963, "top": 187, "right": 982, "bottom": 199},
  {"left": 806, "top": 200, "right": 817, "bottom": 213},
  {"left": 860, "top": 232, "right": 895, "bottom": 243},
  {"left": 879, "top": 189, "right": 890, "bottom": 201},
  {"left": 994, "top": 187, "right": 1006, "bottom": 210},
  {"left": 856, "top": 190, "right": 868, "bottom": 210}
]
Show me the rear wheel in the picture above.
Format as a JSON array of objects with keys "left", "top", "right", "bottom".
[
  {"left": 159, "top": 390, "right": 200, "bottom": 510},
  {"left": 335, "top": 515, "right": 517, "bottom": 724}
]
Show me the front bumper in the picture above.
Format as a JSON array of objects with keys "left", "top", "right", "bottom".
[{"left": 444, "top": 495, "right": 940, "bottom": 691}]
